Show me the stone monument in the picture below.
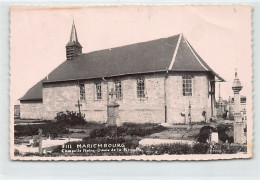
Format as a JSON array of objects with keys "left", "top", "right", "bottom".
[
  {"left": 107, "top": 89, "right": 120, "bottom": 126},
  {"left": 38, "top": 129, "right": 43, "bottom": 155},
  {"left": 232, "top": 69, "right": 246, "bottom": 144}
]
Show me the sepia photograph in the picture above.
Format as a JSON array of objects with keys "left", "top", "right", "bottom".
[{"left": 10, "top": 5, "right": 253, "bottom": 161}]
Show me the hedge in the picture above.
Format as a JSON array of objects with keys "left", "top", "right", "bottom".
[{"left": 90, "top": 123, "right": 168, "bottom": 138}]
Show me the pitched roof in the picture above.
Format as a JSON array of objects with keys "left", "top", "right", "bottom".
[
  {"left": 20, "top": 80, "right": 43, "bottom": 101},
  {"left": 20, "top": 34, "right": 224, "bottom": 101}
]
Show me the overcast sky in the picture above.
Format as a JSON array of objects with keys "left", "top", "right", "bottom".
[{"left": 10, "top": 5, "right": 252, "bottom": 105}]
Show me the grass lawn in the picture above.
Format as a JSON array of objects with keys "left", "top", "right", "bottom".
[
  {"left": 148, "top": 126, "right": 201, "bottom": 140},
  {"left": 14, "top": 118, "right": 234, "bottom": 145}
]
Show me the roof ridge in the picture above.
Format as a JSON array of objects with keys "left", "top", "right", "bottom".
[
  {"left": 183, "top": 35, "right": 208, "bottom": 71},
  {"left": 184, "top": 39, "right": 225, "bottom": 82},
  {"left": 168, "top": 34, "right": 182, "bottom": 70},
  {"left": 78, "top": 34, "right": 182, "bottom": 58}
]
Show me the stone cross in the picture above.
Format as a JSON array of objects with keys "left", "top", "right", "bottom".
[
  {"left": 75, "top": 100, "right": 82, "bottom": 114},
  {"left": 186, "top": 101, "right": 192, "bottom": 130},
  {"left": 109, "top": 88, "right": 116, "bottom": 102},
  {"left": 188, "top": 101, "right": 192, "bottom": 124},
  {"left": 232, "top": 69, "right": 246, "bottom": 144}
]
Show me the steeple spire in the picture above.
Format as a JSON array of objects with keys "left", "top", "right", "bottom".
[
  {"left": 66, "top": 20, "right": 82, "bottom": 60},
  {"left": 69, "top": 20, "right": 79, "bottom": 44}
]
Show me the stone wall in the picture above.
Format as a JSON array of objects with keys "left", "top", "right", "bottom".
[
  {"left": 20, "top": 101, "right": 44, "bottom": 120},
  {"left": 166, "top": 72, "right": 211, "bottom": 124},
  {"left": 23, "top": 72, "right": 214, "bottom": 124},
  {"left": 42, "top": 74, "right": 165, "bottom": 123},
  {"left": 42, "top": 82, "right": 81, "bottom": 120},
  {"left": 112, "top": 75, "right": 165, "bottom": 124}
]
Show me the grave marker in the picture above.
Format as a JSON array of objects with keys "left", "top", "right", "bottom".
[
  {"left": 75, "top": 100, "right": 82, "bottom": 114},
  {"left": 38, "top": 129, "right": 43, "bottom": 155},
  {"left": 232, "top": 70, "right": 246, "bottom": 144}
]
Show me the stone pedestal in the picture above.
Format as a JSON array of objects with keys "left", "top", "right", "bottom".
[
  {"left": 38, "top": 129, "right": 43, "bottom": 155},
  {"left": 234, "top": 122, "right": 246, "bottom": 144},
  {"left": 107, "top": 102, "right": 120, "bottom": 126}
]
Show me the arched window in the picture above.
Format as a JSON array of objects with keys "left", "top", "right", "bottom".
[{"left": 182, "top": 75, "right": 192, "bottom": 96}]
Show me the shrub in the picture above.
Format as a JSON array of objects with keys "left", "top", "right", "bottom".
[
  {"left": 123, "top": 123, "right": 167, "bottom": 137},
  {"left": 212, "top": 144, "right": 247, "bottom": 154},
  {"left": 15, "top": 111, "right": 86, "bottom": 138},
  {"left": 14, "top": 149, "right": 20, "bottom": 156},
  {"left": 55, "top": 110, "right": 85, "bottom": 126},
  {"left": 15, "top": 123, "right": 48, "bottom": 137},
  {"left": 192, "top": 143, "right": 210, "bottom": 154},
  {"left": 14, "top": 121, "right": 69, "bottom": 138},
  {"left": 89, "top": 123, "right": 167, "bottom": 139},
  {"left": 217, "top": 124, "right": 231, "bottom": 133},
  {"left": 141, "top": 143, "right": 193, "bottom": 155},
  {"left": 43, "top": 121, "right": 69, "bottom": 138},
  {"left": 72, "top": 121, "right": 105, "bottom": 130},
  {"left": 195, "top": 126, "right": 216, "bottom": 143},
  {"left": 190, "top": 121, "right": 209, "bottom": 125},
  {"left": 89, "top": 126, "right": 128, "bottom": 138},
  {"left": 209, "top": 118, "right": 217, "bottom": 123},
  {"left": 140, "top": 143, "right": 245, "bottom": 155},
  {"left": 216, "top": 124, "right": 233, "bottom": 143}
]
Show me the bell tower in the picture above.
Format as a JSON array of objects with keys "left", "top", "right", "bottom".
[{"left": 66, "top": 20, "right": 82, "bottom": 60}]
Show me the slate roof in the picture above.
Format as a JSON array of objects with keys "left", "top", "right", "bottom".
[
  {"left": 20, "top": 80, "right": 43, "bottom": 101},
  {"left": 20, "top": 34, "right": 224, "bottom": 101}
]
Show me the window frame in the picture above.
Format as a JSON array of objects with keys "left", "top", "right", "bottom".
[
  {"left": 240, "top": 97, "right": 246, "bottom": 104},
  {"left": 137, "top": 78, "right": 146, "bottom": 99},
  {"left": 95, "top": 82, "right": 102, "bottom": 100},
  {"left": 79, "top": 83, "right": 85, "bottom": 100},
  {"left": 114, "top": 80, "right": 122, "bottom": 100},
  {"left": 182, "top": 75, "right": 193, "bottom": 96}
]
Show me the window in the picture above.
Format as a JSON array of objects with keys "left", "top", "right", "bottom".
[
  {"left": 240, "top": 97, "right": 246, "bottom": 104},
  {"left": 182, "top": 75, "right": 192, "bottom": 96},
  {"left": 115, "top": 81, "right": 122, "bottom": 99},
  {"left": 79, "top": 84, "right": 85, "bottom": 100},
  {"left": 95, "top": 83, "right": 102, "bottom": 100},
  {"left": 137, "top": 78, "right": 145, "bottom": 98}
]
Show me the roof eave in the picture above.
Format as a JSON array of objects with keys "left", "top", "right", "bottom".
[
  {"left": 42, "top": 69, "right": 225, "bottom": 84},
  {"left": 211, "top": 72, "right": 225, "bottom": 82},
  {"left": 20, "top": 98, "right": 43, "bottom": 102}
]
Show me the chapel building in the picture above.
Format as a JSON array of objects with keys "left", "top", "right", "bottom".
[{"left": 19, "top": 22, "right": 225, "bottom": 124}]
